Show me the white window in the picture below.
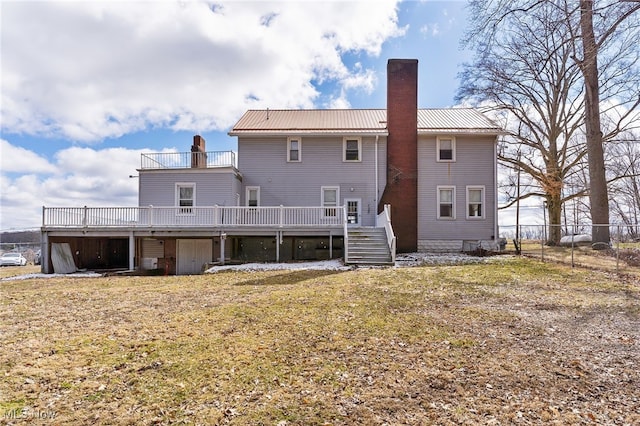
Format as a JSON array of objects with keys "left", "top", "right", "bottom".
[
  {"left": 321, "top": 186, "right": 340, "bottom": 217},
  {"left": 437, "top": 186, "right": 455, "bottom": 219},
  {"left": 287, "top": 137, "right": 301, "bottom": 162},
  {"left": 176, "top": 183, "right": 195, "bottom": 214},
  {"left": 467, "top": 186, "right": 485, "bottom": 219},
  {"left": 343, "top": 137, "right": 361, "bottom": 162},
  {"left": 437, "top": 136, "right": 456, "bottom": 162},
  {"left": 246, "top": 186, "right": 260, "bottom": 207}
]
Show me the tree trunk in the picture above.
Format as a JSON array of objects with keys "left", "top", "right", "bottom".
[{"left": 580, "top": 0, "right": 611, "bottom": 247}]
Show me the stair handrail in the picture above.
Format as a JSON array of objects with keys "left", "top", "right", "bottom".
[{"left": 376, "top": 204, "right": 396, "bottom": 263}]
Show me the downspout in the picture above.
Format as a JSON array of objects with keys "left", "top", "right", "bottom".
[{"left": 375, "top": 135, "right": 379, "bottom": 210}]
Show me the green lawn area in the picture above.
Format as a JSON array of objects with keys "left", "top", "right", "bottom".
[{"left": 1, "top": 258, "right": 639, "bottom": 425}]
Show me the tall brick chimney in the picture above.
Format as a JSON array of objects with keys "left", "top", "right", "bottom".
[
  {"left": 191, "top": 135, "right": 207, "bottom": 168},
  {"left": 379, "top": 59, "right": 418, "bottom": 252}
]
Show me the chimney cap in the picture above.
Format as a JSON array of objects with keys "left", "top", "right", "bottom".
[{"left": 388, "top": 58, "right": 418, "bottom": 64}]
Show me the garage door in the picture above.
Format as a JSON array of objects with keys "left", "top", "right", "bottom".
[{"left": 177, "top": 239, "right": 212, "bottom": 275}]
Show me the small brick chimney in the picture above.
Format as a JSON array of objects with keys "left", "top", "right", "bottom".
[
  {"left": 379, "top": 59, "right": 418, "bottom": 252},
  {"left": 191, "top": 135, "right": 207, "bottom": 168}
]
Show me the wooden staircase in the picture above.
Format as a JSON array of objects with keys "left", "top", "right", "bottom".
[{"left": 345, "top": 227, "right": 394, "bottom": 266}]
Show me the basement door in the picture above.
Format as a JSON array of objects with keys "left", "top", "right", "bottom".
[
  {"left": 177, "top": 239, "right": 212, "bottom": 275},
  {"left": 345, "top": 198, "right": 361, "bottom": 226}
]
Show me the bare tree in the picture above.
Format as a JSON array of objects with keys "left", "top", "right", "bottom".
[
  {"left": 460, "top": 0, "right": 640, "bottom": 246},
  {"left": 459, "top": 1, "right": 587, "bottom": 244},
  {"left": 574, "top": 0, "right": 640, "bottom": 246},
  {"left": 607, "top": 133, "right": 640, "bottom": 240}
]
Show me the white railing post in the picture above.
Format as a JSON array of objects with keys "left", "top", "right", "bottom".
[
  {"left": 279, "top": 205, "right": 284, "bottom": 227},
  {"left": 82, "top": 206, "right": 87, "bottom": 227},
  {"left": 149, "top": 205, "right": 154, "bottom": 227}
]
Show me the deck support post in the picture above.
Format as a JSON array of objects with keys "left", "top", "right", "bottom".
[
  {"left": 41, "top": 232, "right": 50, "bottom": 274},
  {"left": 329, "top": 231, "right": 333, "bottom": 258},
  {"left": 219, "top": 232, "right": 226, "bottom": 265},
  {"left": 129, "top": 232, "right": 135, "bottom": 271}
]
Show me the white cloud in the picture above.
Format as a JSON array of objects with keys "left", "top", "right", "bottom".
[
  {"left": 1, "top": 0, "right": 405, "bottom": 142},
  {"left": 0, "top": 139, "right": 58, "bottom": 174},
  {"left": 420, "top": 23, "right": 441, "bottom": 37},
  {"left": 0, "top": 141, "right": 144, "bottom": 230}
]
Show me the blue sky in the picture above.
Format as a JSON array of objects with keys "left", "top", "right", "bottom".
[{"left": 1, "top": 0, "right": 481, "bottom": 230}]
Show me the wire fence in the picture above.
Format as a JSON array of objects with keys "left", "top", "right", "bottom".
[{"left": 499, "top": 224, "right": 640, "bottom": 278}]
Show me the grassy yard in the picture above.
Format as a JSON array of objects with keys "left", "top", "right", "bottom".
[{"left": 1, "top": 259, "right": 639, "bottom": 425}]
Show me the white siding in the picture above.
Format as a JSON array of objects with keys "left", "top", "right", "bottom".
[
  {"left": 417, "top": 135, "right": 496, "bottom": 241},
  {"left": 238, "top": 135, "right": 387, "bottom": 226}
]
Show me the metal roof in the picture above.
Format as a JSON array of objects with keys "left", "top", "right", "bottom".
[
  {"left": 417, "top": 108, "right": 503, "bottom": 134},
  {"left": 229, "top": 108, "right": 502, "bottom": 136}
]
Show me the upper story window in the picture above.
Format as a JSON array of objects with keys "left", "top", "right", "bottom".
[
  {"left": 287, "top": 137, "right": 301, "bottom": 162},
  {"left": 437, "top": 186, "right": 455, "bottom": 219},
  {"left": 343, "top": 137, "right": 361, "bottom": 162},
  {"left": 437, "top": 136, "right": 456, "bottom": 162},
  {"left": 467, "top": 186, "right": 485, "bottom": 219},
  {"left": 246, "top": 186, "right": 260, "bottom": 207},
  {"left": 176, "top": 183, "right": 195, "bottom": 214}
]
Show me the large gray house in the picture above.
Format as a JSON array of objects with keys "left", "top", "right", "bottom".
[{"left": 40, "top": 59, "right": 503, "bottom": 275}]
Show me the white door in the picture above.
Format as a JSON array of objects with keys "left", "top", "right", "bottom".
[
  {"left": 345, "top": 198, "right": 361, "bottom": 226},
  {"left": 177, "top": 239, "right": 212, "bottom": 275}
]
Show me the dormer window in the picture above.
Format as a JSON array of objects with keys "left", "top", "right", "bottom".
[
  {"left": 343, "top": 137, "right": 361, "bottom": 162},
  {"left": 437, "top": 136, "right": 456, "bottom": 162},
  {"left": 287, "top": 137, "right": 301, "bottom": 162}
]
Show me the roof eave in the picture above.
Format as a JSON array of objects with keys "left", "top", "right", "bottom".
[
  {"left": 229, "top": 130, "right": 389, "bottom": 137},
  {"left": 418, "top": 128, "right": 505, "bottom": 135}
]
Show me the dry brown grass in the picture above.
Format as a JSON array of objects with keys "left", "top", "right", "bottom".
[
  {"left": 0, "top": 265, "right": 40, "bottom": 279},
  {"left": 1, "top": 259, "right": 639, "bottom": 425},
  {"left": 518, "top": 242, "right": 640, "bottom": 280}
]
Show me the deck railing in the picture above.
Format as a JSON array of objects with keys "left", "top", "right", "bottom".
[
  {"left": 140, "top": 151, "right": 237, "bottom": 169},
  {"left": 43, "top": 206, "right": 346, "bottom": 228}
]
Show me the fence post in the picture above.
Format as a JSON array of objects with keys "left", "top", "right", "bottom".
[
  {"left": 616, "top": 224, "right": 620, "bottom": 275},
  {"left": 83, "top": 206, "right": 88, "bottom": 227},
  {"left": 571, "top": 231, "right": 575, "bottom": 268}
]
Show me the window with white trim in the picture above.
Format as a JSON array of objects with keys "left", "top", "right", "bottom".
[
  {"left": 437, "top": 186, "right": 455, "bottom": 219},
  {"left": 176, "top": 183, "right": 195, "bottom": 214},
  {"left": 467, "top": 186, "right": 485, "bottom": 219},
  {"left": 287, "top": 137, "right": 301, "bottom": 162},
  {"left": 437, "top": 136, "right": 456, "bottom": 162},
  {"left": 321, "top": 186, "right": 340, "bottom": 217},
  {"left": 343, "top": 137, "right": 361, "bottom": 162},
  {"left": 246, "top": 186, "right": 260, "bottom": 207}
]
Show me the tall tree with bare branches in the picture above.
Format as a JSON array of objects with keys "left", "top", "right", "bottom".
[
  {"left": 459, "top": 0, "right": 640, "bottom": 246},
  {"left": 458, "top": 1, "right": 587, "bottom": 245},
  {"left": 574, "top": 0, "right": 640, "bottom": 246}
]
